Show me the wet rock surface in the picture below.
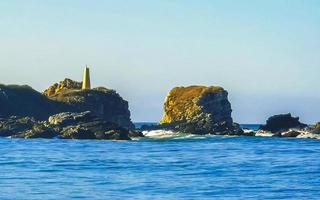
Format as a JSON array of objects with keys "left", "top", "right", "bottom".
[
  {"left": 259, "top": 113, "right": 307, "bottom": 133},
  {"left": 0, "top": 112, "right": 142, "bottom": 140}
]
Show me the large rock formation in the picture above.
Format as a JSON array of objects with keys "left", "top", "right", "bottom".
[
  {"left": 0, "top": 111, "right": 136, "bottom": 140},
  {"left": 0, "top": 79, "right": 134, "bottom": 129},
  {"left": 43, "top": 79, "right": 134, "bottom": 129},
  {"left": 0, "top": 84, "right": 68, "bottom": 119},
  {"left": 158, "top": 85, "right": 243, "bottom": 135},
  {"left": 259, "top": 113, "right": 307, "bottom": 133}
]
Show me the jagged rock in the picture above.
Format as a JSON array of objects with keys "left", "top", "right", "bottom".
[
  {"left": 0, "top": 116, "right": 36, "bottom": 137},
  {"left": 128, "top": 130, "right": 144, "bottom": 138},
  {"left": 159, "top": 85, "right": 243, "bottom": 135},
  {"left": 43, "top": 78, "right": 82, "bottom": 97},
  {"left": 60, "top": 125, "right": 96, "bottom": 139},
  {"left": 48, "top": 111, "right": 92, "bottom": 126},
  {"left": 50, "top": 112, "right": 131, "bottom": 140},
  {"left": 0, "top": 112, "right": 131, "bottom": 140},
  {"left": 13, "top": 123, "right": 58, "bottom": 139},
  {"left": 0, "top": 79, "right": 134, "bottom": 129},
  {"left": 242, "top": 129, "right": 256, "bottom": 136},
  {"left": 44, "top": 79, "right": 134, "bottom": 129},
  {"left": 259, "top": 113, "right": 307, "bottom": 133},
  {"left": 281, "top": 130, "right": 302, "bottom": 137}
]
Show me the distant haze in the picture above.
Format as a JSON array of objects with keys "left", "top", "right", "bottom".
[{"left": 1, "top": 0, "right": 319, "bottom": 124}]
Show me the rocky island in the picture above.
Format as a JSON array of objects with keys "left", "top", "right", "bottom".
[
  {"left": 141, "top": 85, "right": 320, "bottom": 139},
  {"left": 0, "top": 66, "right": 142, "bottom": 140},
  {"left": 143, "top": 85, "right": 244, "bottom": 135},
  {"left": 1, "top": 71, "right": 320, "bottom": 140}
]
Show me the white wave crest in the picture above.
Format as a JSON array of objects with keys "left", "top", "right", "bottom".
[{"left": 142, "top": 130, "right": 179, "bottom": 138}]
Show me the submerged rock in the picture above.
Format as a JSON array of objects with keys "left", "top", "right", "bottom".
[
  {"left": 159, "top": 85, "right": 243, "bottom": 135},
  {"left": 259, "top": 113, "right": 307, "bottom": 133}
]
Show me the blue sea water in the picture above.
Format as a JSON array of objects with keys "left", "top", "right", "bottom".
[{"left": 1, "top": 125, "right": 320, "bottom": 199}]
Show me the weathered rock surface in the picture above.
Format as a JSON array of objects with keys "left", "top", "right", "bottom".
[
  {"left": 158, "top": 85, "right": 243, "bottom": 135},
  {"left": 0, "top": 79, "right": 134, "bottom": 129},
  {"left": 259, "top": 113, "right": 307, "bottom": 133},
  {"left": 0, "top": 112, "right": 140, "bottom": 140},
  {"left": 0, "top": 116, "right": 37, "bottom": 137},
  {"left": 0, "top": 84, "right": 68, "bottom": 120},
  {"left": 52, "top": 112, "right": 131, "bottom": 140},
  {"left": 43, "top": 78, "right": 82, "bottom": 97},
  {"left": 43, "top": 79, "right": 134, "bottom": 129},
  {"left": 280, "top": 130, "right": 302, "bottom": 137}
]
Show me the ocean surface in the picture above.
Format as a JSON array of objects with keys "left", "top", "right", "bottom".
[{"left": 1, "top": 124, "right": 320, "bottom": 200}]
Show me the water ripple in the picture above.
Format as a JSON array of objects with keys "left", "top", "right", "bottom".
[{"left": 0, "top": 136, "right": 320, "bottom": 199}]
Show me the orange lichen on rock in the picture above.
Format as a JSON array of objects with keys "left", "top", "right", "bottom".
[
  {"left": 43, "top": 78, "right": 82, "bottom": 97},
  {"left": 160, "top": 85, "right": 224, "bottom": 124}
]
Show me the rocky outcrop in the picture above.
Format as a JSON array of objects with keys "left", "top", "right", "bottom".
[
  {"left": 0, "top": 84, "right": 68, "bottom": 120},
  {"left": 259, "top": 113, "right": 307, "bottom": 133},
  {"left": 43, "top": 78, "right": 82, "bottom": 97},
  {"left": 158, "top": 85, "right": 243, "bottom": 135},
  {"left": 43, "top": 79, "right": 134, "bottom": 129},
  {"left": 48, "top": 112, "right": 131, "bottom": 140},
  {"left": 0, "top": 79, "right": 134, "bottom": 129},
  {"left": 0, "top": 116, "right": 37, "bottom": 137},
  {"left": 0, "top": 111, "right": 141, "bottom": 140}
]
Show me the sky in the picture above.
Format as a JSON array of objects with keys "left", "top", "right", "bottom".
[{"left": 0, "top": 0, "right": 319, "bottom": 124}]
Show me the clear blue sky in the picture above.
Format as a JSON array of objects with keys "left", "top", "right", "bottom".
[{"left": 1, "top": 0, "right": 319, "bottom": 124}]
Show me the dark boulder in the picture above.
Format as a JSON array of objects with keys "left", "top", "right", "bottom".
[
  {"left": 48, "top": 112, "right": 131, "bottom": 140},
  {"left": 128, "top": 130, "right": 144, "bottom": 138},
  {"left": 281, "top": 130, "right": 302, "bottom": 137},
  {"left": 259, "top": 113, "right": 307, "bottom": 133}
]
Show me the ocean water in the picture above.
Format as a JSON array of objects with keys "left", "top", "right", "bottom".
[{"left": 1, "top": 126, "right": 320, "bottom": 199}]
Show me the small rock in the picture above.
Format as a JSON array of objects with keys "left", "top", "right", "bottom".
[
  {"left": 281, "top": 130, "right": 302, "bottom": 137},
  {"left": 259, "top": 113, "right": 307, "bottom": 133}
]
